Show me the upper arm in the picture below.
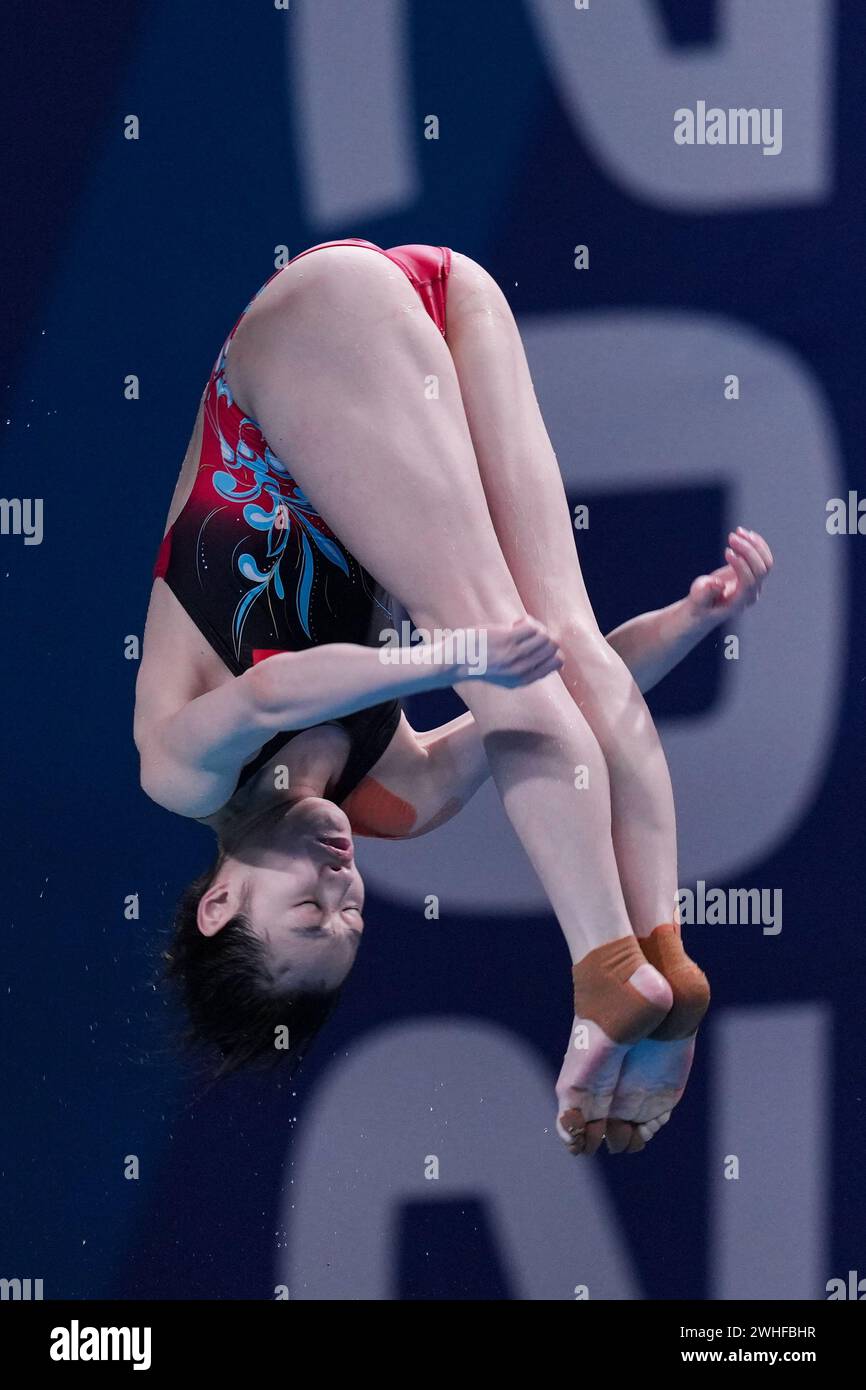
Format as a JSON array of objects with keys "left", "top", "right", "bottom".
[
  {"left": 137, "top": 665, "right": 273, "bottom": 817},
  {"left": 341, "top": 712, "right": 489, "bottom": 839}
]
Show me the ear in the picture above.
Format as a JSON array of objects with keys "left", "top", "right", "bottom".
[{"left": 196, "top": 879, "right": 240, "bottom": 938}]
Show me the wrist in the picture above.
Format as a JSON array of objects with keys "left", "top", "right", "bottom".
[
  {"left": 396, "top": 635, "right": 460, "bottom": 691},
  {"left": 679, "top": 593, "right": 721, "bottom": 637}
]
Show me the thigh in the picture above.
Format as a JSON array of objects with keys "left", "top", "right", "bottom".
[
  {"left": 225, "top": 244, "right": 524, "bottom": 632},
  {"left": 445, "top": 251, "right": 603, "bottom": 639}
]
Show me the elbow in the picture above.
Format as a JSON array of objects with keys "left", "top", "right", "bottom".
[
  {"left": 138, "top": 757, "right": 166, "bottom": 809},
  {"left": 243, "top": 656, "right": 298, "bottom": 724},
  {"left": 245, "top": 646, "right": 355, "bottom": 728}
]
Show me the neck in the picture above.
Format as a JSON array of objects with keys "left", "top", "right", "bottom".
[{"left": 207, "top": 724, "right": 351, "bottom": 842}]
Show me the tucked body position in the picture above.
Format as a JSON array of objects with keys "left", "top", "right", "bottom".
[{"left": 134, "top": 239, "right": 773, "bottom": 1155}]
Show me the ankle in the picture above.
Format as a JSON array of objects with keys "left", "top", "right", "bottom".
[
  {"left": 639, "top": 922, "right": 710, "bottom": 1041},
  {"left": 572, "top": 935, "right": 672, "bottom": 1045}
]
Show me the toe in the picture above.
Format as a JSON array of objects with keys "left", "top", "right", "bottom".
[
  {"left": 604, "top": 1118, "right": 634, "bottom": 1154},
  {"left": 557, "top": 1106, "right": 588, "bottom": 1155},
  {"left": 638, "top": 1118, "right": 661, "bottom": 1142},
  {"left": 625, "top": 1126, "right": 646, "bottom": 1154},
  {"left": 582, "top": 1118, "right": 607, "bottom": 1156}
]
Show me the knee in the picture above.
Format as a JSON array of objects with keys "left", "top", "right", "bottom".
[
  {"left": 408, "top": 591, "right": 526, "bottom": 636},
  {"left": 563, "top": 623, "right": 625, "bottom": 681}
]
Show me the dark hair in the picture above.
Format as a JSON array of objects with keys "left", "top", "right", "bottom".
[{"left": 164, "top": 856, "right": 342, "bottom": 1078}]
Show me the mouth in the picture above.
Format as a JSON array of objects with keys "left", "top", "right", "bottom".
[{"left": 316, "top": 835, "right": 354, "bottom": 863}]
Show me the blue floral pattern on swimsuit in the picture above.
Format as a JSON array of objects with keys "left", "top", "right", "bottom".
[
  {"left": 154, "top": 257, "right": 395, "bottom": 677},
  {"left": 209, "top": 349, "right": 351, "bottom": 654}
]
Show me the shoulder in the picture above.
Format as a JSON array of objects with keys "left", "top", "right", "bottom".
[
  {"left": 341, "top": 713, "right": 474, "bottom": 840},
  {"left": 135, "top": 656, "right": 272, "bottom": 820},
  {"left": 340, "top": 714, "right": 432, "bottom": 839}
]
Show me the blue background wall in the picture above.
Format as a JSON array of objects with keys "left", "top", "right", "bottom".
[{"left": 2, "top": 0, "right": 863, "bottom": 1300}]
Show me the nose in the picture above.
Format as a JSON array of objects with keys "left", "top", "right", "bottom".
[
  {"left": 322, "top": 861, "right": 352, "bottom": 879},
  {"left": 319, "top": 862, "right": 354, "bottom": 902}
]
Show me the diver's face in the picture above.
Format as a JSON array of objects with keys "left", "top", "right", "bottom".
[{"left": 199, "top": 798, "right": 365, "bottom": 991}]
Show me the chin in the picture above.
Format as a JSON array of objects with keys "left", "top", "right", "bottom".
[{"left": 285, "top": 795, "right": 353, "bottom": 839}]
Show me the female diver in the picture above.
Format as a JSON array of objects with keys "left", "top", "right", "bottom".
[{"left": 134, "top": 239, "right": 773, "bottom": 1156}]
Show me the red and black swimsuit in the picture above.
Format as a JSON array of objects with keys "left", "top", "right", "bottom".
[{"left": 153, "top": 239, "right": 452, "bottom": 802}]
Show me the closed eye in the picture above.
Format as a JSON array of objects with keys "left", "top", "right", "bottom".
[
  {"left": 298, "top": 900, "right": 363, "bottom": 916},
  {"left": 292, "top": 905, "right": 363, "bottom": 933}
]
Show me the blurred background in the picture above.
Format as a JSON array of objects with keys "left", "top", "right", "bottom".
[{"left": 1, "top": 0, "right": 863, "bottom": 1300}]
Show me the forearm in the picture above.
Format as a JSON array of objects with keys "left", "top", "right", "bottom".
[
  {"left": 418, "top": 710, "right": 491, "bottom": 806},
  {"left": 411, "top": 594, "right": 711, "bottom": 802},
  {"left": 406, "top": 596, "right": 710, "bottom": 823},
  {"left": 252, "top": 641, "right": 456, "bottom": 730},
  {"left": 605, "top": 598, "right": 716, "bottom": 693}
]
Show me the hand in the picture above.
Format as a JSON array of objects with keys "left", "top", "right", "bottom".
[
  {"left": 449, "top": 615, "right": 564, "bottom": 687},
  {"left": 688, "top": 526, "right": 774, "bottom": 624}
]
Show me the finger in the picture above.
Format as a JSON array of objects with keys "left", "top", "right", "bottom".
[
  {"left": 533, "top": 653, "right": 565, "bottom": 678},
  {"left": 729, "top": 531, "right": 767, "bottom": 580},
  {"left": 512, "top": 656, "right": 563, "bottom": 686},
  {"left": 503, "top": 624, "right": 556, "bottom": 659},
  {"left": 700, "top": 575, "right": 728, "bottom": 605},
  {"left": 505, "top": 619, "right": 536, "bottom": 647},
  {"left": 705, "top": 563, "right": 738, "bottom": 599},
  {"left": 690, "top": 576, "right": 718, "bottom": 607},
  {"left": 523, "top": 656, "right": 565, "bottom": 685},
  {"left": 724, "top": 545, "right": 754, "bottom": 595},
  {"left": 728, "top": 531, "right": 765, "bottom": 579},
  {"left": 511, "top": 636, "right": 558, "bottom": 667},
  {"left": 742, "top": 528, "right": 774, "bottom": 570},
  {"left": 521, "top": 639, "right": 563, "bottom": 666},
  {"left": 511, "top": 616, "right": 549, "bottom": 643},
  {"left": 510, "top": 644, "right": 563, "bottom": 676}
]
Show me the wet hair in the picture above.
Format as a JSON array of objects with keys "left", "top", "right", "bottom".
[{"left": 164, "top": 856, "right": 343, "bottom": 1078}]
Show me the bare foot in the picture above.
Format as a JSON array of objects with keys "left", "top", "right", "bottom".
[
  {"left": 604, "top": 1035, "right": 697, "bottom": 1153},
  {"left": 601, "top": 923, "right": 710, "bottom": 1153},
  {"left": 555, "top": 957, "right": 672, "bottom": 1156}
]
